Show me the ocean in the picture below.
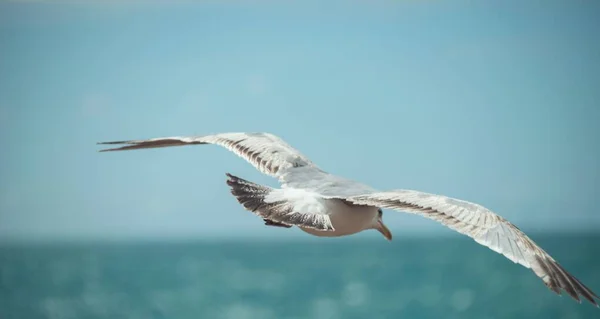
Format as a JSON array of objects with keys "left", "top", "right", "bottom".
[{"left": 1, "top": 233, "right": 598, "bottom": 319}]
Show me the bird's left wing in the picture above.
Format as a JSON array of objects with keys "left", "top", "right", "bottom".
[
  {"left": 97, "top": 132, "right": 318, "bottom": 180},
  {"left": 345, "top": 189, "right": 599, "bottom": 306},
  {"left": 226, "top": 173, "right": 334, "bottom": 231}
]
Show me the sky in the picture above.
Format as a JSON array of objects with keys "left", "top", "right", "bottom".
[{"left": 0, "top": 0, "right": 599, "bottom": 241}]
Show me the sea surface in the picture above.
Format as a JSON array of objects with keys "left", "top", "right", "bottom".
[{"left": 1, "top": 233, "right": 598, "bottom": 319}]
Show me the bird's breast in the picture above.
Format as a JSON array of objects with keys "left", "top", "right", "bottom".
[{"left": 300, "top": 199, "right": 378, "bottom": 237}]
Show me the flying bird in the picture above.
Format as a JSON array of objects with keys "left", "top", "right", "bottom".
[{"left": 98, "top": 132, "right": 599, "bottom": 306}]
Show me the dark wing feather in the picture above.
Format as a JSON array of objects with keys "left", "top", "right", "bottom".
[{"left": 226, "top": 173, "right": 334, "bottom": 231}]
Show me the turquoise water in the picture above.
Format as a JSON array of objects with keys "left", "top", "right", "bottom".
[{"left": 1, "top": 233, "right": 598, "bottom": 319}]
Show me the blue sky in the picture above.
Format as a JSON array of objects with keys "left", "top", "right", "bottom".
[{"left": 1, "top": 0, "right": 599, "bottom": 241}]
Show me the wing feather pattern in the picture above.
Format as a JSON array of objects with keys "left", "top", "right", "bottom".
[
  {"left": 98, "top": 132, "right": 317, "bottom": 180},
  {"left": 346, "top": 189, "right": 599, "bottom": 306},
  {"left": 226, "top": 173, "right": 334, "bottom": 231}
]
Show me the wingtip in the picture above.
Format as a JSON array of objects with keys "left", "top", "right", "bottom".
[
  {"left": 590, "top": 296, "right": 600, "bottom": 308},
  {"left": 97, "top": 145, "right": 130, "bottom": 152},
  {"left": 538, "top": 255, "right": 600, "bottom": 307},
  {"left": 97, "top": 140, "right": 130, "bottom": 145},
  {"left": 97, "top": 141, "right": 122, "bottom": 152}
]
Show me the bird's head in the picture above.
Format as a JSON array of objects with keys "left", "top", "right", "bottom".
[{"left": 374, "top": 208, "right": 392, "bottom": 241}]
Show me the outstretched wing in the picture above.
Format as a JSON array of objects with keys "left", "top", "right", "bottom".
[
  {"left": 346, "top": 189, "right": 599, "bottom": 306},
  {"left": 97, "top": 132, "right": 318, "bottom": 180}
]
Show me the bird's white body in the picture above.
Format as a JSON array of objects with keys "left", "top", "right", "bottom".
[
  {"left": 299, "top": 202, "right": 378, "bottom": 238},
  {"left": 300, "top": 200, "right": 379, "bottom": 238},
  {"left": 97, "top": 131, "right": 599, "bottom": 306},
  {"left": 264, "top": 187, "right": 381, "bottom": 237}
]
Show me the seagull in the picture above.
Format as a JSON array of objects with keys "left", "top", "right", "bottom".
[{"left": 98, "top": 132, "right": 599, "bottom": 306}]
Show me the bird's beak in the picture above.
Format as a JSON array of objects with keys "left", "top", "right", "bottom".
[{"left": 377, "top": 220, "right": 393, "bottom": 241}]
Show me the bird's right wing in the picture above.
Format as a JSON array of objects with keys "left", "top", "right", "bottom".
[
  {"left": 345, "top": 189, "right": 599, "bottom": 306},
  {"left": 97, "top": 132, "right": 319, "bottom": 180}
]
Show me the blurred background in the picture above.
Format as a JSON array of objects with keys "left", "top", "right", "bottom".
[{"left": 1, "top": 0, "right": 599, "bottom": 318}]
